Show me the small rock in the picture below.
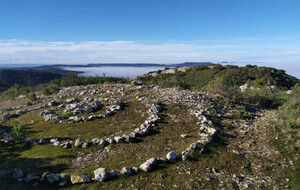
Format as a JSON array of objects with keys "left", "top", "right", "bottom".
[
  {"left": 70, "top": 174, "right": 90, "bottom": 184},
  {"left": 47, "top": 173, "right": 60, "bottom": 183},
  {"left": 59, "top": 180, "right": 68, "bottom": 186},
  {"left": 82, "top": 142, "right": 89, "bottom": 148},
  {"left": 180, "top": 134, "right": 189, "bottom": 138},
  {"left": 74, "top": 139, "right": 81, "bottom": 147},
  {"left": 139, "top": 162, "right": 152, "bottom": 172},
  {"left": 120, "top": 167, "right": 133, "bottom": 176},
  {"left": 94, "top": 168, "right": 108, "bottom": 182},
  {"left": 166, "top": 151, "right": 179, "bottom": 161},
  {"left": 109, "top": 171, "right": 120, "bottom": 178},
  {"left": 11, "top": 168, "right": 23, "bottom": 180}
]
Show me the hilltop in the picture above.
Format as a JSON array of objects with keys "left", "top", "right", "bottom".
[
  {"left": 138, "top": 64, "right": 299, "bottom": 91},
  {"left": 0, "top": 65, "right": 299, "bottom": 189}
]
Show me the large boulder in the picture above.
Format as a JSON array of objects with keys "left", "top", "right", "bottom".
[{"left": 94, "top": 168, "right": 108, "bottom": 182}]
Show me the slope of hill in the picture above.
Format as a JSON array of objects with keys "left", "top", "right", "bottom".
[
  {"left": 0, "top": 82, "right": 299, "bottom": 189},
  {"left": 137, "top": 64, "right": 299, "bottom": 91}
]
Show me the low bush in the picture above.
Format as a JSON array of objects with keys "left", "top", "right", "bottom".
[
  {"left": 11, "top": 123, "right": 26, "bottom": 143},
  {"left": 42, "top": 83, "right": 60, "bottom": 95},
  {"left": 26, "top": 93, "right": 37, "bottom": 102},
  {"left": 279, "top": 84, "right": 300, "bottom": 128}
]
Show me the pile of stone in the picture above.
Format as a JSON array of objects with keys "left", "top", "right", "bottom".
[
  {"left": 180, "top": 109, "right": 217, "bottom": 161},
  {"left": 41, "top": 112, "right": 65, "bottom": 123},
  {"left": 40, "top": 100, "right": 121, "bottom": 123},
  {"left": 132, "top": 104, "right": 161, "bottom": 137},
  {"left": 63, "top": 101, "right": 102, "bottom": 114},
  {"left": 31, "top": 103, "right": 162, "bottom": 149}
]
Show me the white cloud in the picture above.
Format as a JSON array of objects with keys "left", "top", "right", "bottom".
[{"left": 0, "top": 39, "right": 299, "bottom": 64}]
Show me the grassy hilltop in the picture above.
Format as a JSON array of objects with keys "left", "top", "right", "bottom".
[{"left": 0, "top": 64, "right": 299, "bottom": 189}]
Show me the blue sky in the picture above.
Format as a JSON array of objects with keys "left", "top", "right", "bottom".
[{"left": 0, "top": 0, "right": 300, "bottom": 67}]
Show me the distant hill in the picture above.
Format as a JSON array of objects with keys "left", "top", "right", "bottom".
[
  {"left": 0, "top": 62, "right": 211, "bottom": 92},
  {"left": 32, "top": 62, "right": 211, "bottom": 69},
  {"left": 0, "top": 69, "right": 64, "bottom": 92},
  {"left": 137, "top": 64, "right": 299, "bottom": 91}
]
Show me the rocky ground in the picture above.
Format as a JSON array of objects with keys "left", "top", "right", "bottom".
[{"left": 0, "top": 83, "right": 299, "bottom": 189}]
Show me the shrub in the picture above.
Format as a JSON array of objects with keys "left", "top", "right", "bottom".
[
  {"left": 26, "top": 93, "right": 37, "bottom": 102},
  {"left": 42, "top": 83, "right": 60, "bottom": 95},
  {"left": 279, "top": 84, "right": 300, "bottom": 128},
  {"left": 11, "top": 123, "right": 26, "bottom": 143},
  {"left": 2, "top": 84, "right": 30, "bottom": 100}
]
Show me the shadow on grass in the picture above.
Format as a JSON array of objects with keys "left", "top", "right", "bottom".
[
  {"left": 191, "top": 134, "right": 228, "bottom": 161},
  {"left": 0, "top": 142, "right": 71, "bottom": 174}
]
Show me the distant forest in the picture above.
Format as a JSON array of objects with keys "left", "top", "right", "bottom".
[{"left": 0, "top": 69, "right": 64, "bottom": 92}]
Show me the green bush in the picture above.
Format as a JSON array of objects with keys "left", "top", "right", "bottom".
[
  {"left": 42, "top": 83, "right": 60, "bottom": 95},
  {"left": 26, "top": 93, "right": 37, "bottom": 102},
  {"left": 11, "top": 123, "right": 26, "bottom": 143},
  {"left": 279, "top": 84, "right": 300, "bottom": 128},
  {"left": 2, "top": 84, "right": 30, "bottom": 100}
]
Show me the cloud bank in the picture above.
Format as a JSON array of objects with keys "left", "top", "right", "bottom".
[{"left": 0, "top": 39, "right": 300, "bottom": 64}]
